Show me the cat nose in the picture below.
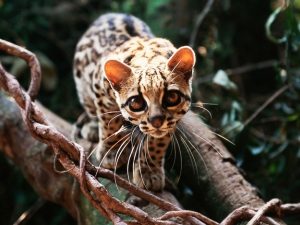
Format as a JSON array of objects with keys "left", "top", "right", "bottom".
[{"left": 149, "top": 115, "right": 166, "bottom": 128}]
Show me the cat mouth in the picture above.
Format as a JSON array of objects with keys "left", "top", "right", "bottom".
[
  {"left": 144, "top": 128, "right": 172, "bottom": 138},
  {"left": 150, "top": 130, "right": 168, "bottom": 138}
]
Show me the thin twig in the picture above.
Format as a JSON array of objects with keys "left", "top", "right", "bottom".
[
  {"left": 220, "top": 206, "right": 279, "bottom": 225},
  {"left": 0, "top": 39, "right": 41, "bottom": 100},
  {"left": 246, "top": 199, "right": 281, "bottom": 225},
  {"left": 225, "top": 60, "right": 278, "bottom": 77},
  {"left": 221, "top": 198, "right": 300, "bottom": 225},
  {"left": 12, "top": 198, "right": 46, "bottom": 225},
  {"left": 189, "top": 0, "right": 214, "bottom": 48},
  {"left": 197, "top": 60, "right": 278, "bottom": 84},
  {"left": 243, "top": 84, "right": 290, "bottom": 127},
  {"left": 281, "top": 203, "right": 300, "bottom": 215},
  {"left": 159, "top": 210, "right": 217, "bottom": 225}
]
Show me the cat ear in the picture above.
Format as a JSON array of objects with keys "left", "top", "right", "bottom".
[
  {"left": 104, "top": 59, "right": 132, "bottom": 90},
  {"left": 167, "top": 46, "right": 196, "bottom": 79}
]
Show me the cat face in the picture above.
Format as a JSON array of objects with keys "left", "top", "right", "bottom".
[{"left": 104, "top": 46, "right": 195, "bottom": 138}]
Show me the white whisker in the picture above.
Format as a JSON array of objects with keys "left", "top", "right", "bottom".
[
  {"left": 178, "top": 122, "right": 224, "bottom": 157},
  {"left": 102, "top": 126, "right": 127, "bottom": 142},
  {"left": 87, "top": 126, "right": 128, "bottom": 160},
  {"left": 191, "top": 102, "right": 218, "bottom": 106},
  {"left": 177, "top": 126, "right": 210, "bottom": 179},
  {"left": 212, "top": 131, "right": 235, "bottom": 146},
  {"left": 99, "top": 110, "right": 121, "bottom": 115},
  {"left": 144, "top": 135, "right": 153, "bottom": 171},
  {"left": 190, "top": 130, "right": 224, "bottom": 158},
  {"left": 172, "top": 132, "right": 183, "bottom": 183},
  {"left": 137, "top": 134, "right": 148, "bottom": 190},
  {"left": 127, "top": 126, "right": 140, "bottom": 182},
  {"left": 113, "top": 135, "right": 131, "bottom": 191},
  {"left": 168, "top": 59, "right": 183, "bottom": 82},
  {"left": 168, "top": 132, "right": 177, "bottom": 170},
  {"left": 177, "top": 129, "right": 199, "bottom": 179},
  {"left": 97, "top": 132, "right": 131, "bottom": 176},
  {"left": 191, "top": 104, "right": 213, "bottom": 119},
  {"left": 132, "top": 133, "right": 145, "bottom": 189},
  {"left": 107, "top": 114, "right": 122, "bottom": 127}
]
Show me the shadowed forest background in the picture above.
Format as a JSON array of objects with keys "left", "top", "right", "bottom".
[{"left": 0, "top": 0, "right": 299, "bottom": 224}]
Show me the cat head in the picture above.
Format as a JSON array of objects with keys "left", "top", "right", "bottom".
[{"left": 104, "top": 46, "right": 195, "bottom": 138}]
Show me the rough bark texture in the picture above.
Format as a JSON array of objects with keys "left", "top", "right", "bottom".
[
  {"left": 0, "top": 91, "right": 182, "bottom": 224},
  {"left": 0, "top": 92, "right": 77, "bottom": 217},
  {"left": 0, "top": 88, "right": 272, "bottom": 224},
  {"left": 178, "top": 112, "right": 265, "bottom": 220}
]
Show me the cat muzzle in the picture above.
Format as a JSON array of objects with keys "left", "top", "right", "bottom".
[{"left": 148, "top": 115, "right": 166, "bottom": 128}]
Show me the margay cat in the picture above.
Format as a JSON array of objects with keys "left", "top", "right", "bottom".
[{"left": 73, "top": 13, "right": 195, "bottom": 191}]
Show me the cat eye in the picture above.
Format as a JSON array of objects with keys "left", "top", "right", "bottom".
[
  {"left": 164, "top": 90, "right": 182, "bottom": 107},
  {"left": 128, "top": 95, "right": 147, "bottom": 112}
]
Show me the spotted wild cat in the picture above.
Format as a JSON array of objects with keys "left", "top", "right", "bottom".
[{"left": 73, "top": 13, "right": 195, "bottom": 191}]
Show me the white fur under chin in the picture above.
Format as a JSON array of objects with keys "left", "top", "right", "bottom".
[{"left": 147, "top": 130, "right": 170, "bottom": 138}]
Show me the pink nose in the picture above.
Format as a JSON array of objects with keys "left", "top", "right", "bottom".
[{"left": 149, "top": 115, "right": 165, "bottom": 128}]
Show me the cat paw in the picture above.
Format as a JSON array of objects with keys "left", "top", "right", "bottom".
[
  {"left": 73, "top": 113, "right": 99, "bottom": 143},
  {"left": 126, "top": 195, "right": 149, "bottom": 207},
  {"left": 133, "top": 167, "right": 165, "bottom": 192},
  {"left": 81, "top": 121, "right": 99, "bottom": 142},
  {"left": 96, "top": 146, "right": 128, "bottom": 169}
]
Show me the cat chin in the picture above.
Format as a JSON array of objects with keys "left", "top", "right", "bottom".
[{"left": 148, "top": 130, "right": 169, "bottom": 138}]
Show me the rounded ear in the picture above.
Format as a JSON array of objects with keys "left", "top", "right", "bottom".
[
  {"left": 104, "top": 59, "right": 132, "bottom": 90},
  {"left": 167, "top": 46, "right": 196, "bottom": 78}
]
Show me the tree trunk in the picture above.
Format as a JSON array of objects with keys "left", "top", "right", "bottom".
[
  {"left": 178, "top": 112, "right": 264, "bottom": 220},
  {"left": 0, "top": 91, "right": 182, "bottom": 224},
  {"left": 0, "top": 89, "right": 271, "bottom": 224}
]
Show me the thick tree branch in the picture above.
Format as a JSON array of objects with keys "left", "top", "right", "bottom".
[
  {"left": 0, "top": 89, "right": 198, "bottom": 225},
  {"left": 0, "top": 39, "right": 298, "bottom": 225},
  {"left": 0, "top": 39, "right": 207, "bottom": 225}
]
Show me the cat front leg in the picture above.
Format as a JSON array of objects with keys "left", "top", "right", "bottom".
[
  {"left": 132, "top": 135, "right": 170, "bottom": 191},
  {"left": 95, "top": 124, "right": 130, "bottom": 169}
]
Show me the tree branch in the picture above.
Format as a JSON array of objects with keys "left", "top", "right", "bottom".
[
  {"left": 1, "top": 39, "right": 298, "bottom": 225},
  {"left": 189, "top": 0, "right": 214, "bottom": 48},
  {"left": 0, "top": 39, "right": 208, "bottom": 225}
]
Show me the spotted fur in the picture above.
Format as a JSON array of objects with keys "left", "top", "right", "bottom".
[{"left": 73, "top": 13, "right": 195, "bottom": 191}]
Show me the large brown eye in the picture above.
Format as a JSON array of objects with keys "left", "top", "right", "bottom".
[
  {"left": 164, "top": 90, "right": 182, "bottom": 107},
  {"left": 128, "top": 95, "right": 147, "bottom": 112}
]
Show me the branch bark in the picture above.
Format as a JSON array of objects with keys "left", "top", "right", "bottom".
[
  {"left": 1, "top": 39, "right": 297, "bottom": 225},
  {"left": 0, "top": 92, "right": 184, "bottom": 224},
  {"left": 177, "top": 112, "right": 264, "bottom": 219},
  {"left": 1, "top": 89, "right": 293, "bottom": 225}
]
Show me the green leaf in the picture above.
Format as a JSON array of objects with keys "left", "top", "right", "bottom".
[
  {"left": 249, "top": 144, "right": 265, "bottom": 155},
  {"left": 295, "top": 0, "right": 300, "bottom": 9},
  {"left": 221, "top": 113, "right": 229, "bottom": 127},
  {"left": 146, "top": 0, "right": 170, "bottom": 16},
  {"left": 287, "top": 113, "right": 299, "bottom": 121},
  {"left": 213, "top": 70, "right": 237, "bottom": 90},
  {"left": 230, "top": 101, "right": 242, "bottom": 122},
  {"left": 297, "top": 148, "right": 300, "bottom": 158},
  {"left": 222, "top": 121, "right": 244, "bottom": 138},
  {"left": 269, "top": 142, "right": 289, "bottom": 158}
]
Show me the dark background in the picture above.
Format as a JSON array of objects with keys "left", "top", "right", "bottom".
[{"left": 0, "top": 0, "right": 299, "bottom": 224}]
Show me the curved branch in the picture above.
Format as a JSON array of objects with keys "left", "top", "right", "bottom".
[
  {"left": 1, "top": 39, "right": 297, "bottom": 225},
  {"left": 189, "top": 0, "right": 214, "bottom": 48},
  {"left": 0, "top": 40, "right": 209, "bottom": 225},
  {"left": 0, "top": 39, "right": 41, "bottom": 100}
]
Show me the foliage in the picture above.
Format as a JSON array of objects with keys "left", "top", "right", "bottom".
[{"left": 0, "top": 0, "right": 299, "bottom": 224}]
